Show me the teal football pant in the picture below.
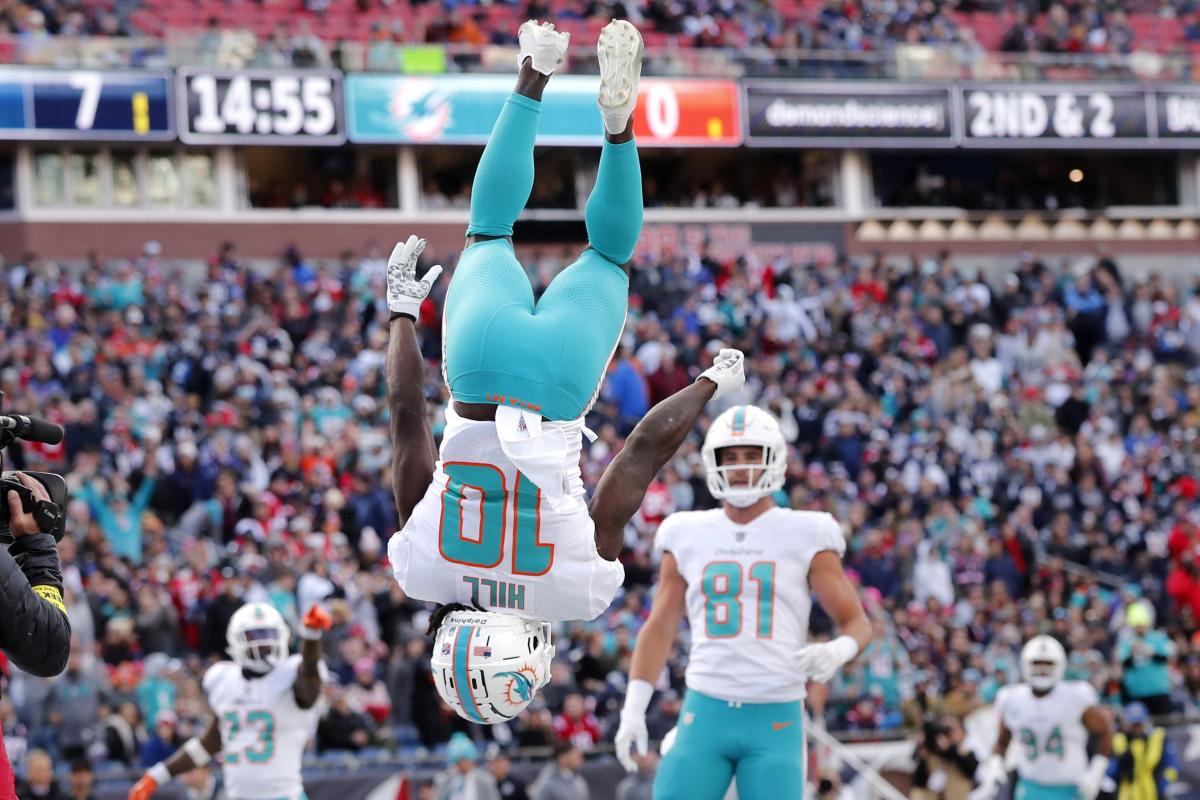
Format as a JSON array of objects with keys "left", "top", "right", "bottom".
[
  {"left": 653, "top": 690, "right": 806, "bottom": 800},
  {"left": 1014, "top": 779, "right": 1083, "bottom": 800},
  {"left": 443, "top": 92, "right": 642, "bottom": 421}
]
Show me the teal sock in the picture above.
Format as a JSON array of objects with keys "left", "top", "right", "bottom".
[
  {"left": 467, "top": 93, "right": 542, "bottom": 238},
  {"left": 584, "top": 138, "right": 643, "bottom": 265}
]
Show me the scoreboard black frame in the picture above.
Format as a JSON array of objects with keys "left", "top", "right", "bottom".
[{"left": 177, "top": 68, "right": 346, "bottom": 146}]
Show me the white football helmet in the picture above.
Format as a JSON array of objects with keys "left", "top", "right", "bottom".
[
  {"left": 227, "top": 602, "right": 290, "bottom": 675},
  {"left": 1020, "top": 635, "right": 1067, "bottom": 691},
  {"left": 701, "top": 405, "right": 787, "bottom": 508},
  {"left": 431, "top": 611, "right": 555, "bottom": 724}
]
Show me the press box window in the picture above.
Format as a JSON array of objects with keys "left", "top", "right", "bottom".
[{"left": 30, "top": 149, "right": 218, "bottom": 210}]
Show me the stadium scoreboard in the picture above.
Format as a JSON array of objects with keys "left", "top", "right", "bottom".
[
  {"left": 178, "top": 69, "right": 346, "bottom": 145},
  {"left": 0, "top": 68, "right": 174, "bottom": 141}
]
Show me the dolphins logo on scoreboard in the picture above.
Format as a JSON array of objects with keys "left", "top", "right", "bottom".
[{"left": 389, "top": 79, "right": 451, "bottom": 142}]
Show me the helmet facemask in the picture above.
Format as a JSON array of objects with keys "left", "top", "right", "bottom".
[{"left": 706, "top": 444, "right": 786, "bottom": 508}]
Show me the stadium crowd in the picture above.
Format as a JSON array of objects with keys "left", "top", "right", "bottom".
[
  {"left": 0, "top": 237, "right": 1199, "bottom": 784},
  {"left": 5, "top": 0, "right": 1200, "bottom": 59}
]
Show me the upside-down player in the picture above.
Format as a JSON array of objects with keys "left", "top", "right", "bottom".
[
  {"left": 613, "top": 405, "right": 871, "bottom": 800},
  {"left": 129, "top": 603, "right": 331, "bottom": 800},
  {"left": 975, "top": 636, "right": 1113, "bottom": 800},
  {"left": 384, "top": 19, "right": 746, "bottom": 725}
]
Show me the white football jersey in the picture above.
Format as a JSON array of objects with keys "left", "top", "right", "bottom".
[
  {"left": 994, "top": 681, "right": 1098, "bottom": 786},
  {"left": 389, "top": 408, "right": 624, "bottom": 623},
  {"left": 203, "top": 655, "right": 326, "bottom": 800},
  {"left": 654, "top": 506, "right": 846, "bottom": 703}
]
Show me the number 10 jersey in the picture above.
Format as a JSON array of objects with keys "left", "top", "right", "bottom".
[{"left": 388, "top": 408, "right": 624, "bottom": 623}]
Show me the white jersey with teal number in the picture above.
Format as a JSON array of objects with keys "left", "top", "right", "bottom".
[
  {"left": 654, "top": 506, "right": 846, "bottom": 704},
  {"left": 995, "top": 681, "right": 1097, "bottom": 786},
  {"left": 203, "top": 655, "right": 326, "bottom": 800},
  {"left": 388, "top": 407, "right": 624, "bottom": 623}
]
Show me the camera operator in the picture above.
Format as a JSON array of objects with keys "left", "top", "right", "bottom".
[
  {"left": 0, "top": 472, "right": 71, "bottom": 799},
  {"left": 912, "top": 715, "right": 980, "bottom": 800}
]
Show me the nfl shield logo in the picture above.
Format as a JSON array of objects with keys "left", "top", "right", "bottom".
[
  {"left": 736, "top": 531, "right": 746, "bottom": 542},
  {"left": 441, "top": 642, "right": 452, "bottom": 656}
]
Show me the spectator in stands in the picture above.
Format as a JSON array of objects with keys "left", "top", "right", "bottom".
[
  {"left": 139, "top": 710, "right": 179, "bottom": 768},
  {"left": 487, "top": 750, "right": 529, "bottom": 800},
  {"left": 530, "top": 741, "right": 588, "bottom": 800},
  {"left": 15, "top": 750, "right": 63, "bottom": 800},
  {"left": 434, "top": 733, "right": 500, "bottom": 800},
  {"left": 1118, "top": 604, "right": 1176, "bottom": 716},
  {"left": 1110, "top": 702, "right": 1180, "bottom": 800},
  {"left": 65, "top": 760, "right": 96, "bottom": 800},
  {"left": 552, "top": 693, "right": 601, "bottom": 749},
  {"left": 912, "top": 715, "right": 979, "bottom": 800},
  {"left": 317, "top": 688, "right": 373, "bottom": 752}
]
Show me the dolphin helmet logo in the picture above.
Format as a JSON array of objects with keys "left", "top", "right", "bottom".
[{"left": 496, "top": 668, "right": 537, "bottom": 705}]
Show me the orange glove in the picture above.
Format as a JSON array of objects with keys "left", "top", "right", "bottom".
[
  {"left": 128, "top": 774, "right": 158, "bottom": 800},
  {"left": 299, "top": 605, "right": 332, "bottom": 639}
]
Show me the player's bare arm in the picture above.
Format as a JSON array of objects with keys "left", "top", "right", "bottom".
[
  {"left": 1079, "top": 704, "right": 1114, "bottom": 800},
  {"left": 591, "top": 349, "right": 745, "bottom": 560},
  {"left": 127, "top": 714, "right": 221, "bottom": 800},
  {"left": 614, "top": 551, "right": 687, "bottom": 771},
  {"left": 293, "top": 604, "right": 332, "bottom": 709},
  {"left": 808, "top": 551, "right": 872, "bottom": 651},
  {"left": 385, "top": 235, "right": 443, "bottom": 524}
]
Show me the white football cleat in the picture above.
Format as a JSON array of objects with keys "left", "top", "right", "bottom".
[
  {"left": 518, "top": 20, "right": 570, "bottom": 76},
  {"left": 597, "top": 19, "right": 643, "bottom": 136}
]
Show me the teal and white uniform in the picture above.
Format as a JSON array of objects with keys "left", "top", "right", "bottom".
[
  {"left": 443, "top": 92, "right": 642, "bottom": 422},
  {"left": 388, "top": 405, "right": 624, "bottom": 622},
  {"left": 652, "top": 507, "right": 846, "bottom": 800},
  {"left": 995, "top": 681, "right": 1100, "bottom": 800},
  {"left": 203, "top": 655, "right": 326, "bottom": 800}
]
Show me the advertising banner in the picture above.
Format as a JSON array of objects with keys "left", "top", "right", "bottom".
[
  {"left": 0, "top": 68, "right": 174, "bottom": 141},
  {"left": 743, "top": 81, "right": 954, "bottom": 147},
  {"left": 346, "top": 74, "right": 741, "bottom": 146}
]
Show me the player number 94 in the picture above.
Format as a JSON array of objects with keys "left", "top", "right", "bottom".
[{"left": 191, "top": 75, "right": 336, "bottom": 137}]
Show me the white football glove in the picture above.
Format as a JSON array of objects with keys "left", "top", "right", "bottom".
[
  {"left": 386, "top": 234, "right": 443, "bottom": 320},
  {"left": 968, "top": 754, "right": 1007, "bottom": 800},
  {"left": 614, "top": 713, "right": 648, "bottom": 773},
  {"left": 614, "top": 678, "right": 653, "bottom": 773},
  {"left": 698, "top": 348, "right": 745, "bottom": 402},
  {"left": 795, "top": 635, "right": 859, "bottom": 684},
  {"left": 1078, "top": 754, "right": 1109, "bottom": 800}
]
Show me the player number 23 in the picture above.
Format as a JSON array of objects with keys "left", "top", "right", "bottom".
[
  {"left": 222, "top": 710, "right": 275, "bottom": 764},
  {"left": 701, "top": 561, "right": 775, "bottom": 638}
]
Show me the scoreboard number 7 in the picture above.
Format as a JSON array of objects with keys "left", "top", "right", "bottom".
[{"left": 68, "top": 72, "right": 102, "bottom": 131}]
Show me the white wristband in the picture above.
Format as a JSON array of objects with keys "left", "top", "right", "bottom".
[
  {"left": 830, "top": 635, "right": 860, "bottom": 664},
  {"left": 622, "top": 679, "right": 654, "bottom": 717},
  {"left": 148, "top": 763, "right": 171, "bottom": 784},
  {"left": 183, "top": 736, "right": 212, "bottom": 766},
  {"left": 299, "top": 625, "right": 323, "bottom": 641}
]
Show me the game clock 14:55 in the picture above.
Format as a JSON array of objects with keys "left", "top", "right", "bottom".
[{"left": 178, "top": 69, "right": 345, "bottom": 145}]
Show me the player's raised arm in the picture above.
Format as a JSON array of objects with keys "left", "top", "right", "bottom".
[
  {"left": 385, "top": 235, "right": 443, "bottom": 525},
  {"left": 796, "top": 550, "right": 871, "bottom": 682},
  {"left": 615, "top": 549, "right": 687, "bottom": 772},
  {"left": 590, "top": 349, "right": 745, "bottom": 560},
  {"left": 293, "top": 604, "right": 332, "bottom": 709},
  {"left": 128, "top": 715, "right": 221, "bottom": 800}
]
